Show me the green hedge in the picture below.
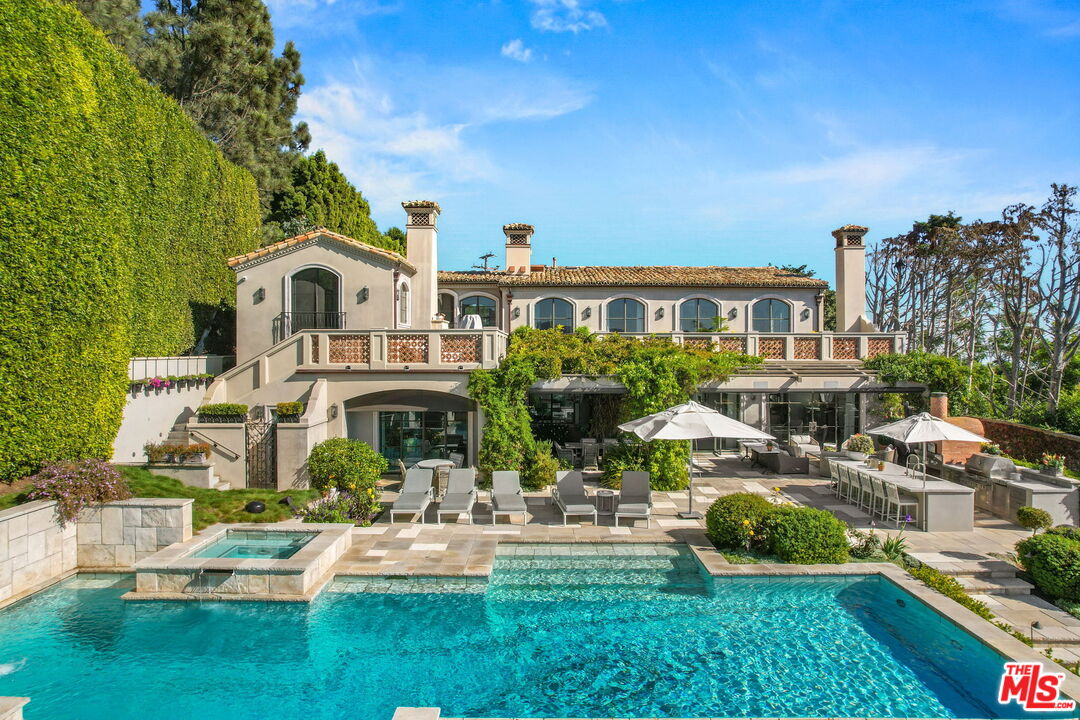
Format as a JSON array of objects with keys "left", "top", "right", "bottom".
[
  {"left": 767, "top": 506, "right": 850, "bottom": 564},
  {"left": 1017, "top": 532, "right": 1080, "bottom": 602},
  {"left": 0, "top": 0, "right": 260, "bottom": 480}
]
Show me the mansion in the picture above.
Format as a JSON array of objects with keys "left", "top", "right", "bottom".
[{"left": 194, "top": 201, "right": 910, "bottom": 489}]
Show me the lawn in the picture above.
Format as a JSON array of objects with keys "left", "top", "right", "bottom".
[
  {"left": 1, "top": 467, "right": 320, "bottom": 531},
  {"left": 121, "top": 466, "right": 320, "bottom": 530}
]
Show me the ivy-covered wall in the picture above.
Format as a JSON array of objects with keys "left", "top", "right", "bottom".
[{"left": 0, "top": 0, "right": 261, "bottom": 481}]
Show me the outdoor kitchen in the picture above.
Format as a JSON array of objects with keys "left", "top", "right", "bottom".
[{"left": 937, "top": 452, "right": 1079, "bottom": 526}]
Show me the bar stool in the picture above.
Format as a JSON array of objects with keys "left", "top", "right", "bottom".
[
  {"left": 869, "top": 477, "right": 887, "bottom": 518},
  {"left": 884, "top": 482, "right": 919, "bottom": 528}
]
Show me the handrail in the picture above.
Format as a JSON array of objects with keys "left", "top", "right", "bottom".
[{"left": 189, "top": 429, "right": 242, "bottom": 461}]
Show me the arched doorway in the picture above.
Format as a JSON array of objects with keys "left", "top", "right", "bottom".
[{"left": 290, "top": 267, "right": 342, "bottom": 332}]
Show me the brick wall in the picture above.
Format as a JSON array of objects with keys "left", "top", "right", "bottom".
[
  {"left": 0, "top": 501, "right": 77, "bottom": 605},
  {"left": 77, "top": 498, "right": 193, "bottom": 568},
  {"left": 979, "top": 418, "right": 1080, "bottom": 473}
]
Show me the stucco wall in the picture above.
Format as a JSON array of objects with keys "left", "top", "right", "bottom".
[
  {"left": 0, "top": 501, "right": 76, "bottom": 605},
  {"left": 77, "top": 498, "right": 192, "bottom": 568},
  {"left": 112, "top": 383, "right": 204, "bottom": 462},
  {"left": 233, "top": 240, "right": 414, "bottom": 363}
]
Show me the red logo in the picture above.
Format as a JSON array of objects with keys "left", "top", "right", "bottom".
[{"left": 999, "top": 661, "right": 1076, "bottom": 711}]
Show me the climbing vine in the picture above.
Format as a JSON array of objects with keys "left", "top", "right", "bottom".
[{"left": 468, "top": 327, "right": 761, "bottom": 490}]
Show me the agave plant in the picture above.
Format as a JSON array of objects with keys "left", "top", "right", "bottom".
[{"left": 881, "top": 532, "right": 908, "bottom": 561}]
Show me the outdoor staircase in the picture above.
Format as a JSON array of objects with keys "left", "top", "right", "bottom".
[
  {"left": 160, "top": 421, "right": 232, "bottom": 492},
  {"left": 922, "top": 557, "right": 1033, "bottom": 596}
]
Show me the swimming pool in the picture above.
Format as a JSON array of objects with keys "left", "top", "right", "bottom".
[
  {"left": 0, "top": 545, "right": 1069, "bottom": 719},
  {"left": 190, "top": 530, "right": 317, "bottom": 560}
]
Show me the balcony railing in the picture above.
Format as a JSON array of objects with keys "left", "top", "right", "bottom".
[
  {"left": 274, "top": 312, "right": 346, "bottom": 342},
  {"left": 300, "top": 329, "right": 508, "bottom": 371},
  {"left": 590, "top": 331, "right": 906, "bottom": 362}
]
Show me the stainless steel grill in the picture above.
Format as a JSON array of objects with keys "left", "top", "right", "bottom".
[{"left": 964, "top": 452, "right": 1017, "bottom": 480}]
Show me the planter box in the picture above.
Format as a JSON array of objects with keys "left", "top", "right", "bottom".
[{"left": 198, "top": 415, "right": 245, "bottom": 424}]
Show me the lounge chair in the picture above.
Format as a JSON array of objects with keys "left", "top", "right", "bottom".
[
  {"left": 389, "top": 468, "right": 434, "bottom": 523},
  {"left": 491, "top": 471, "right": 528, "bottom": 525},
  {"left": 437, "top": 468, "right": 477, "bottom": 524},
  {"left": 615, "top": 471, "right": 652, "bottom": 527},
  {"left": 552, "top": 470, "right": 597, "bottom": 525}
]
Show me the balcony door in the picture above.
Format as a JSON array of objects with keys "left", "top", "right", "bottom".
[{"left": 290, "top": 268, "right": 340, "bottom": 332}]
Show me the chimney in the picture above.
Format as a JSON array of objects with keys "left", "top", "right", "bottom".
[
  {"left": 402, "top": 200, "right": 440, "bottom": 327},
  {"left": 504, "top": 223, "right": 534, "bottom": 274},
  {"left": 832, "top": 224, "right": 869, "bottom": 332},
  {"left": 930, "top": 392, "right": 948, "bottom": 419}
]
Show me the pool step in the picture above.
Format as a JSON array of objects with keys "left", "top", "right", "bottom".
[
  {"left": 922, "top": 559, "right": 1017, "bottom": 579},
  {"left": 495, "top": 555, "right": 700, "bottom": 571},
  {"left": 956, "top": 576, "right": 1033, "bottom": 596}
]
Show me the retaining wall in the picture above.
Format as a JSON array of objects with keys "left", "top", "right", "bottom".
[
  {"left": 77, "top": 498, "right": 193, "bottom": 568},
  {"left": 0, "top": 501, "right": 76, "bottom": 605}
]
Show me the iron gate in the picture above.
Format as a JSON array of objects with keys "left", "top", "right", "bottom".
[{"left": 245, "top": 419, "right": 277, "bottom": 489}]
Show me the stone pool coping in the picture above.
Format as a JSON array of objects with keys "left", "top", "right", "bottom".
[{"left": 0, "top": 697, "right": 28, "bottom": 720}]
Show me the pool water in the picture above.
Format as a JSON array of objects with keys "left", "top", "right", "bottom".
[
  {"left": 0, "top": 545, "right": 1069, "bottom": 719},
  {"left": 191, "top": 530, "right": 316, "bottom": 559}
]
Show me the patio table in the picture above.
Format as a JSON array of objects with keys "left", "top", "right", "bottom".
[
  {"left": 411, "top": 459, "right": 455, "bottom": 499},
  {"left": 833, "top": 458, "right": 975, "bottom": 531}
]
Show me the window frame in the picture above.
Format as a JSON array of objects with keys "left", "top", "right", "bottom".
[
  {"left": 751, "top": 297, "right": 793, "bottom": 333},
  {"left": 605, "top": 296, "right": 647, "bottom": 333},
  {"left": 533, "top": 297, "right": 575, "bottom": 333},
  {"left": 678, "top": 297, "right": 722, "bottom": 333},
  {"left": 459, "top": 293, "right": 499, "bottom": 328}
]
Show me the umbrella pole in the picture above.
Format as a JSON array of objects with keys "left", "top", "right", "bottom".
[{"left": 679, "top": 443, "right": 703, "bottom": 519}]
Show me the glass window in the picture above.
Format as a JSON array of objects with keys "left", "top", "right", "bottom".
[
  {"left": 607, "top": 298, "right": 645, "bottom": 333},
  {"left": 378, "top": 411, "right": 468, "bottom": 466},
  {"left": 752, "top": 299, "right": 791, "bottom": 333},
  {"left": 290, "top": 267, "right": 340, "bottom": 332},
  {"left": 398, "top": 283, "right": 410, "bottom": 326},
  {"left": 460, "top": 295, "right": 497, "bottom": 327},
  {"left": 679, "top": 298, "right": 721, "bottom": 332},
  {"left": 534, "top": 298, "right": 574, "bottom": 332}
]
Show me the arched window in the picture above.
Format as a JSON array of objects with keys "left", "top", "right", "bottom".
[
  {"left": 679, "top": 298, "right": 720, "bottom": 332},
  {"left": 607, "top": 298, "right": 645, "bottom": 333},
  {"left": 752, "top": 299, "right": 791, "bottom": 333},
  {"left": 534, "top": 298, "right": 574, "bottom": 332},
  {"left": 437, "top": 293, "right": 456, "bottom": 328},
  {"left": 290, "top": 267, "right": 340, "bottom": 331},
  {"left": 398, "top": 282, "right": 410, "bottom": 326},
  {"left": 460, "top": 295, "right": 497, "bottom": 327}
]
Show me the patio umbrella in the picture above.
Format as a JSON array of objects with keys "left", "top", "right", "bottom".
[
  {"left": 618, "top": 400, "right": 774, "bottom": 518},
  {"left": 866, "top": 412, "right": 989, "bottom": 486}
]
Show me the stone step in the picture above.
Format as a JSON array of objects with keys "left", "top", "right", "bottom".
[
  {"left": 923, "top": 559, "right": 1018, "bottom": 579},
  {"left": 957, "top": 576, "right": 1033, "bottom": 596}
]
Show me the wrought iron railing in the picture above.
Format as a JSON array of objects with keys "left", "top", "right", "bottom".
[{"left": 276, "top": 311, "right": 345, "bottom": 340}]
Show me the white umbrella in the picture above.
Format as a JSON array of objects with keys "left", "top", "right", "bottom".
[
  {"left": 618, "top": 400, "right": 773, "bottom": 518},
  {"left": 866, "top": 411, "right": 989, "bottom": 485}
]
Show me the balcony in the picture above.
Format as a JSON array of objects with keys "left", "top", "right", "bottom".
[
  {"left": 274, "top": 311, "right": 346, "bottom": 342},
  {"left": 299, "top": 328, "right": 508, "bottom": 371},
  {"left": 591, "top": 331, "right": 906, "bottom": 362}
]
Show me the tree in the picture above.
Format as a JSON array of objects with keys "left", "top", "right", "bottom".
[
  {"left": 773, "top": 263, "right": 833, "bottom": 329},
  {"left": 383, "top": 227, "right": 406, "bottom": 254},
  {"left": 64, "top": 0, "right": 144, "bottom": 58},
  {"left": 141, "top": 0, "right": 310, "bottom": 203},
  {"left": 1035, "top": 184, "right": 1080, "bottom": 416},
  {"left": 267, "top": 150, "right": 392, "bottom": 249}
]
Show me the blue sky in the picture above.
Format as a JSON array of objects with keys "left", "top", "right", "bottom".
[{"left": 262, "top": 0, "right": 1080, "bottom": 282}]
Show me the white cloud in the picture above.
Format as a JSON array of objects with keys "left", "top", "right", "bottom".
[
  {"left": 529, "top": 0, "right": 607, "bottom": 33},
  {"left": 501, "top": 38, "right": 533, "bottom": 63}
]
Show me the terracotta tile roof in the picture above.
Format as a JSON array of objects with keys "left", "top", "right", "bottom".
[
  {"left": 402, "top": 200, "right": 441, "bottom": 213},
  {"left": 437, "top": 265, "right": 828, "bottom": 288},
  {"left": 227, "top": 228, "right": 414, "bottom": 271}
]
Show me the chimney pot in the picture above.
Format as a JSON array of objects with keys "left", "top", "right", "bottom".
[
  {"left": 504, "top": 223, "right": 534, "bottom": 275},
  {"left": 930, "top": 392, "right": 949, "bottom": 419}
]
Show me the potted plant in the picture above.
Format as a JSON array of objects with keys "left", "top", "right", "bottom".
[
  {"left": 1041, "top": 453, "right": 1066, "bottom": 477},
  {"left": 982, "top": 442, "right": 1001, "bottom": 456},
  {"left": 844, "top": 434, "right": 875, "bottom": 461},
  {"left": 197, "top": 403, "right": 249, "bottom": 423},
  {"left": 877, "top": 459, "right": 886, "bottom": 471},
  {"left": 765, "top": 440, "right": 775, "bottom": 451},
  {"left": 183, "top": 443, "right": 211, "bottom": 464},
  {"left": 276, "top": 401, "right": 304, "bottom": 423}
]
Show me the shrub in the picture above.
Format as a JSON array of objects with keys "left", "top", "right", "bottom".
[
  {"left": 1016, "top": 506, "right": 1053, "bottom": 535},
  {"left": 300, "top": 489, "right": 381, "bottom": 526},
  {"left": 907, "top": 562, "right": 994, "bottom": 620},
  {"left": 844, "top": 434, "right": 875, "bottom": 454},
  {"left": 144, "top": 442, "right": 211, "bottom": 463},
  {"left": 25, "top": 459, "right": 132, "bottom": 526},
  {"left": 600, "top": 442, "right": 648, "bottom": 489},
  {"left": 1016, "top": 532, "right": 1080, "bottom": 602},
  {"left": 768, "top": 506, "right": 849, "bottom": 564},
  {"left": 847, "top": 526, "right": 882, "bottom": 559},
  {"left": 521, "top": 440, "right": 560, "bottom": 490},
  {"left": 1049, "top": 525, "right": 1080, "bottom": 542},
  {"left": 276, "top": 401, "right": 304, "bottom": 421},
  {"left": 705, "top": 492, "right": 776, "bottom": 550},
  {"left": 0, "top": 0, "right": 259, "bottom": 482},
  {"left": 307, "top": 438, "right": 387, "bottom": 494},
  {"left": 197, "top": 404, "right": 249, "bottom": 422}
]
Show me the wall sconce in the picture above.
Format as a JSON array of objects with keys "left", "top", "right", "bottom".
[
  {"left": 512, "top": 307, "right": 521, "bottom": 319},
  {"left": 800, "top": 308, "right": 811, "bottom": 321},
  {"left": 357, "top": 287, "right": 369, "bottom": 303},
  {"left": 656, "top": 307, "right": 665, "bottom": 319},
  {"left": 728, "top": 307, "right": 738, "bottom": 320},
  {"left": 329, "top": 405, "right": 339, "bottom": 419},
  {"left": 254, "top": 287, "right": 265, "bottom": 303},
  {"left": 582, "top": 307, "right": 592, "bottom": 319}
]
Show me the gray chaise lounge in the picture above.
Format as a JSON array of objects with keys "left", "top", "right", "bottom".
[
  {"left": 552, "top": 470, "right": 597, "bottom": 525},
  {"left": 390, "top": 468, "right": 434, "bottom": 523},
  {"left": 437, "top": 468, "right": 477, "bottom": 524},
  {"left": 615, "top": 470, "right": 652, "bottom": 527},
  {"left": 491, "top": 471, "right": 528, "bottom": 525}
]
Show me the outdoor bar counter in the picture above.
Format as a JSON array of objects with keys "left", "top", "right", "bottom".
[{"left": 832, "top": 458, "right": 976, "bottom": 532}]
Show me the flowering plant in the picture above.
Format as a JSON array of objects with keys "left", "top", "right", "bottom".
[
  {"left": 981, "top": 442, "right": 1001, "bottom": 455},
  {"left": 25, "top": 459, "right": 132, "bottom": 526},
  {"left": 300, "top": 488, "right": 382, "bottom": 526},
  {"left": 1041, "top": 453, "right": 1067, "bottom": 471},
  {"left": 844, "top": 434, "right": 875, "bottom": 455}
]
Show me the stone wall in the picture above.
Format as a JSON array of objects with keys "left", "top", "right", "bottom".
[
  {"left": 77, "top": 498, "right": 193, "bottom": 568},
  {"left": 0, "top": 501, "right": 76, "bottom": 605},
  {"left": 979, "top": 418, "right": 1080, "bottom": 473}
]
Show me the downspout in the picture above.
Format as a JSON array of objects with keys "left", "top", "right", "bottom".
[{"left": 392, "top": 266, "right": 400, "bottom": 329}]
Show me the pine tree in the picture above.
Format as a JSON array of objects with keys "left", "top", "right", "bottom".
[
  {"left": 268, "top": 150, "right": 399, "bottom": 250},
  {"left": 141, "top": 0, "right": 310, "bottom": 202},
  {"left": 64, "top": 0, "right": 144, "bottom": 59}
]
